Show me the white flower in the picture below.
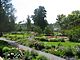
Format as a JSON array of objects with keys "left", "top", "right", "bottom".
[
  {"left": 11, "top": 53, "right": 14, "bottom": 55},
  {"left": 7, "top": 54, "right": 10, "bottom": 56},
  {"left": 0, "top": 57, "right": 3, "bottom": 60}
]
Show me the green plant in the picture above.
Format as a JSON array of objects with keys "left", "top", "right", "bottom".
[
  {"left": 53, "top": 49, "right": 65, "bottom": 57},
  {"left": 65, "top": 27, "right": 80, "bottom": 42},
  {"left": 75, "top": 45, "right": 80, "bottom": 58},
  {"left": 36, "top": 55, "right": 48, "bottom": 60},
  {"left": 64, "top": 47, "right": 74, "bottom": 57},
  {"left": 2, "top": 47, "right": 10, "bottom": 53},
  {"left": 35, "top": 36, "right": 48, "bottom": 41},
  {"left": 24, "top": 50, "right": 48, "bottom": 60},
  {"left": 28, "top": 40, "right": 45, "bottom": 50}
]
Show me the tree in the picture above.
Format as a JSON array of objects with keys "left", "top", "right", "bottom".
[
  {"left": 26, "top": 15, "right": 31, "bottom": 31},
  {"left": 0, "top": 0, "right": 16, "bottom": 32},
  {"left": 55, "top": 10, "right": 80, "bottom": 42},
  {"left": 56, "top": 14, "right": 66, "bottom": 30},
  {"left": 32, "top": 6, "right": 48, "bottom": 31}
]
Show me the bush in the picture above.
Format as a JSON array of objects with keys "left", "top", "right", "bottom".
[
  {"left": 64, "top": 47, "right": 74, "bottom": 57},
  {"left": 75, "top": 45, "right": 80, "bottom": 58},
  {"left": 33, "top": 26, "right": 42, "bottom": 34},
  {"left": 53, "top": 50, "right": 65, "bottom": 57},
  {"left": 65, "top": 27, "right": 80, "bottom": 42},
  {"left": 36, "top": 55, "right": 48, "bottom": 60},
  {"left": 44, "top": 26, "right": 53, "bottom": 36},
  {"left": 3, "top": 47, "right": 21, "bottom": 59},
  {"left": 24, "top": 50, "right": 48, "bottom": 60},
  {"left": 57, "top": 38, "right": 65, "bottom": 42},
  {"left": 28, "top": 40, "right": 45, "bottom": 50},
  {"left": 2, "top": 47, "right": 10, "bottom": 53}
]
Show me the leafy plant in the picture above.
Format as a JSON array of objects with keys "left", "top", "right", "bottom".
[
  {"left": 64, "top": 47, "right": 74, "bottom": 57},
  {"left": 36, "top": 55, "right": 48, "bottom": 60}
]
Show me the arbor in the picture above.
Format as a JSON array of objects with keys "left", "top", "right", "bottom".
[
  {"left": 32, "top": 6, "right": 48, "bottom": 31},
  {"left": 0, "top": 0, "right": 15, "bottom": 32},
  {"left": 26, "top": 15, "right": 31, "bottom": 31}
]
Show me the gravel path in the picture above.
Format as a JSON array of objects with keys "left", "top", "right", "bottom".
[{"left": 0, "top": 38, "right": 65, "bottom": 60}]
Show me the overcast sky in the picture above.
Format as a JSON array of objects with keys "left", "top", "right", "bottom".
[{"left": 12, "top": 0, "right": 80, "bottom": 23}]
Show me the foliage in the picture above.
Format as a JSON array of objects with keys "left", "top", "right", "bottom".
[
  {"left": 0, "top": 0, "right": 16, "bottom": 32},
  {"left": 65, "top": 27, "right": 80, "bottom": 42},
  {"left": 36, "top": 55, "right": 48, "bottom": 60},
  {"left": 43, "top": 42, "right": 80, "bottom": 48},
  {"left": 28, "top": 40, "right": 45, "bottom": 50},
  {"left": 2, "top": 47, "right": 10, "bottom": 53},
  {"left": 26, "top": 15, "right": 31, "bottom": 31},
  {"left": 32, "top": 26, "right": 42, "bottom": 34},
  {"left": 56, "top": 10, "right": 80, "bottom": 42},
  {"left": 32, "top": 6, "right": 48, "bottom": 31},
  {"left": 75, "top": 45, "right": 80, "bottom": 58},
  {"left": 64, "top": 47, "right": 74, "bottom": 57},
  {"left": 24, "top": 50, "right": 48, "bottom": 60},
  {"left": 44, "top": 25, "right": 53, "bottom": 35},
  {"left": 2, "top": 33, "right": 80, "bottom": 59},
  {"left": 53, "top": 49, "right": 65, "bottom": 57}
]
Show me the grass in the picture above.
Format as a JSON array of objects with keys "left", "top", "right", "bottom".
[{"left": 43, "top": 41, "right": 80, "bottom": 47}]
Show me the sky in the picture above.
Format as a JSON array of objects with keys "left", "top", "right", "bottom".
[{"left": 12, "top": 0, "right": 80, "bottom": 24}]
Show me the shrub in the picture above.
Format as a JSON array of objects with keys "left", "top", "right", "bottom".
[
  {"left": 53, "top": 49, "right": 65, "bottom": 57},
  {"left": 65, "top": 27, "right": 80, "bottom": 42},
  {"left": 75, "top": 45, "right": 80, "bottom": 58},
  {"left": 58, "top": 38, "right": 65, "bottom": 42},
  {"left": 28, "top": 40, "right": 45, "bottom": 50},
  {"left": 33, "top": 26, "right": 42, "bottom": 34},
  {"left": 44, "top": 26, "right": 53, "bottom": 36},
  {"left": 24, "top": 50, "right": 32, "bottom": 60},
  {"left": 36, "top": 55, "right": 48, "bottom": 60},
  {"left": 2, "top": 47, "right": 10, "bottom": 53},
  {"left": 24, "top": 50, "right": 48, "bottom": 60},
  {"left": 64, "top": 47, "right": 74, "bottom": 57},
  {"left": 3, "top": 47, "right": 22, "bottom": 59}
]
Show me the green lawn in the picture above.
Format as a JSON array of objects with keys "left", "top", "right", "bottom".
[{"left": 43, "top": 42, "right": 80, "bottom": 47}]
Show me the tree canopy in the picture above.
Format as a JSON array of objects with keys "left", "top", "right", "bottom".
[
  {"left": 0, "top": 0, "right": 16, "bottom": 32},
  {"left": 55, "top": 10, "right": 80, "bottom": 42},
  {"left": 32, "top": 6, "right": 48, "bottom": 31}
]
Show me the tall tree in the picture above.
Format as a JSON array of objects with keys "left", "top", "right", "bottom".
[
  {"left": 32, "top": 6, "right": 48, "bottom": 31},
  {"left": 26, "top": 15, "right": 31, "bottom": 31},
  {"left": 56, "top": 14, "right": 66, "bottom": 30},
  {"left": 0, "top": 0, "right": 15, "bottom": 32}
]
